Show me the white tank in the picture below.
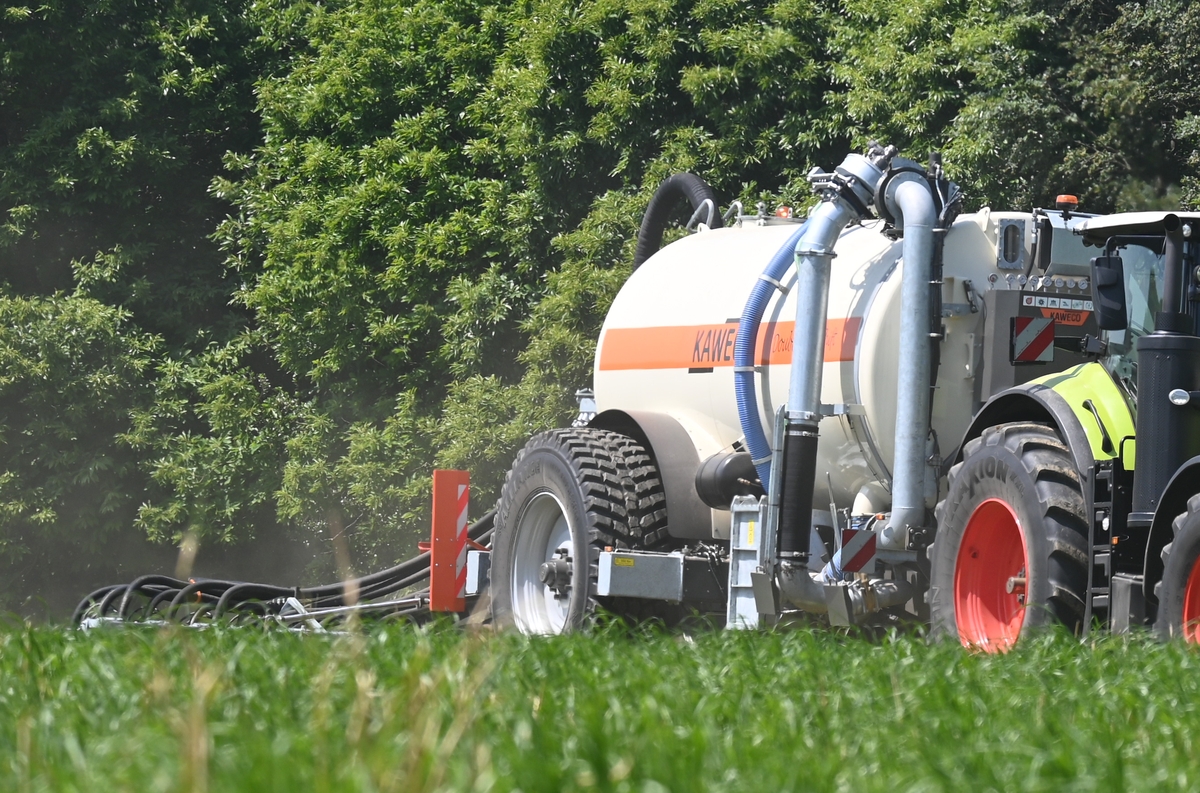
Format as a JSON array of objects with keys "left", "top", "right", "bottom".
[{"left": 594, "top": 211, "right": 1024, "bottom": 528}]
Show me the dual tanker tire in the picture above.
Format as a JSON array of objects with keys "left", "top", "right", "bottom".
[
  {"left": 490, "top": 428, "right": 670, "bottom": 634},
  {"left": 929, "top": 422, "right": 1089, "bottom": 650},
  {"left": 1154, "top": 494, "right": 1200, "bottom": 642}
]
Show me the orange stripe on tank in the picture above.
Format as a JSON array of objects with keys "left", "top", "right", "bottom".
[{"left": 597, "top": 318, "right": 861, "bottom": 371}]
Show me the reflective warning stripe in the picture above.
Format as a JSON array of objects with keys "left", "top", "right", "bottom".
[
  {"left": 840, "top": 528, "right": 878, "bottom": 572},
  {"left": 430, "top": 469, "right": 470, "bottom": 612},
  {"left": 454, "top": 483, "right": 469, "bottom": 600},
  {"left": 598, "top": 318, "right": 862, "bottom": 371},
  {"left": 1012, "top": 317, "right": 1055, "bottom": 362}
]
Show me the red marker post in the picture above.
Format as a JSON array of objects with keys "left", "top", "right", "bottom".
[{"left": 430, "top": 469, "right": 470, "bottom": 612}]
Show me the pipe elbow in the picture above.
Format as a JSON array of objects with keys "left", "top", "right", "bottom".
[
  {"left": 884, "top": 172, "right": 937, "bottom": 229},
  {"left": 776, "top": 560, "right": 829, "bottom": 613}
]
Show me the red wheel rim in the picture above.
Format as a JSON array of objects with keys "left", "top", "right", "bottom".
[
  {"left": 1182, "top": 554, "right": 1200, "bottom": 643},
  {"left": 954, "top": 498, "right": 1028, "bottom": 652}
]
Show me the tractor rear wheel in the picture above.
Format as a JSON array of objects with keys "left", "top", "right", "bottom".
[
  {"left": 490, "top": 428, "right": 669, "bottom": 634},
  {"left": 930, "top": 422, "right": 1089, "bottom": 651},
  {"left": 1154, "top": 495, "right": 1200, "bottom": 642}
]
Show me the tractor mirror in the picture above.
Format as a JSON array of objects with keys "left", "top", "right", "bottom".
[{"left": 1090, "top": 255, "right": 1127, "bottom": 331}]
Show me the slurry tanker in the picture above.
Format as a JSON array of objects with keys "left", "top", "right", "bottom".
[
  {"left": 490, "top": 143, "right": 1200, "bottom": 649},
  {"left": 79, "top": 143, "right": 1200, "bottom": 650}
]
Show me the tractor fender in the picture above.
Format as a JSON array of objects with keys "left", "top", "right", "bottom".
[
  {"left": 589, "top": 409, "right": 713, "bottom": 540},
  {"left": 954, "top": 383, "right": 1094, "bottom": 477},
  {"left": 1143, "top": 455, "right": 1200, "bottom": 602}
]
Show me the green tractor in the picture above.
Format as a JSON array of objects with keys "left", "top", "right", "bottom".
[{"left": 930, "top": 211, "right": 1200, "bottom": 646}]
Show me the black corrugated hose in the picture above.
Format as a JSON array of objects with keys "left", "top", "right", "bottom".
[
  {"left": 72, "top": 511, "right": 495, "bottom": 627},
  {"left": 631, "top": 173, "right": 722, "bottom": 271}
]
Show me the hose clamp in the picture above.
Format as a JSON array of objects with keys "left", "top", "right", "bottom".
[
  {"left": 757, "top": 273, "right": 789, "bottom": 293},
  {"left": 751, "top": 453, "right": 773, "bottom": 466},
  {"left": 732, "top": 365, "right": 757, "bottom": 373},
  {"left": 788, "top": 410, "right": 819, "bottom": 423},
  {"left": 834, "top": 177, "right": 871, "bottom": 218}
]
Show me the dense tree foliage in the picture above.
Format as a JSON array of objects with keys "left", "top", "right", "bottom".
[{"left": 1, "top": 0, "right": 1197, "bottom": 613}]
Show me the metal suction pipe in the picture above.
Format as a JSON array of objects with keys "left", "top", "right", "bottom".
[
  {"left": 777, "top": 561, "right": 828, "bottom": 612},
  {"left": 776, "top": 150, "right": 889, "bottom": 563},
  {"left": 880, "top": 172, "right": 937, "bottom": 549}
]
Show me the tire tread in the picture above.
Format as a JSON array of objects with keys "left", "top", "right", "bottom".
[{"left": 931, "top": 421, "right": 1089, "bottom": 639}]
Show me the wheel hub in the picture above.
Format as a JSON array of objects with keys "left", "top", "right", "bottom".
[
  {"left": 539, "top": 549, "right": 573, "bottom": 598},
  {"left": 954, "top": 498, "right": 1029, "bottom": 652},
  {"left": 1183, "top": 554, "right": 1200, "bottom": 643},
  {"left": 510, "top": 491, "right": 576, "bottom": 634}
]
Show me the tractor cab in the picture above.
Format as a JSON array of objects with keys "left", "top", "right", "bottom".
[
  {"left": 1077, "top": 212, "right": 1200, "bottom": 403},
  {"left": 1068, "top": 212, "right": 1200, "bottom": 635}
]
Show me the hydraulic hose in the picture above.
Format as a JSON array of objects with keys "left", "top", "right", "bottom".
[
  {"left": 632, "top": 173, "right": 722, "bottom": 271},
  {"left": 734, "top": 223, "right": 809, "bottom": 489}
]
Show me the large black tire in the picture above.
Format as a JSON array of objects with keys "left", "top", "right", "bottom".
[
  {"left": 929, "top": 422, "right": 1089, "bottom": 649},
  {"left": 490, "top": 428, "right": 669, "bottom": 634},
  {"left": 1154, "top": 494, "right": 1200, "bottom": 641}
]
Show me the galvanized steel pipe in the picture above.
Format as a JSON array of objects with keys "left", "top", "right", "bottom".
[{"left": 881, "top": 173, "right": 937, "bottom": 548}]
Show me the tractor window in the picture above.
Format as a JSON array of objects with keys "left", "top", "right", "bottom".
[{"left": 1103, "top": 243, "right": 1164, "bottom": 397}]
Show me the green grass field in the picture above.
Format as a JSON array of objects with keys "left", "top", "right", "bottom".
[{"left": 2, "top": 621, "right": 1199, "bottom": 792}]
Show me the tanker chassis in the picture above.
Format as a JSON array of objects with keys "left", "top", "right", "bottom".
[{"left": 488, "top": 143, "right": 1200, "bottom": 649}]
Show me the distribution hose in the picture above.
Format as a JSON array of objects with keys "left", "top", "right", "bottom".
[{"left": 74, "top": 511, "right": 495, "bottom": 627}]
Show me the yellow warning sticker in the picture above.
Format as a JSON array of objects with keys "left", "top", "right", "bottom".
[
  {"left": 747, "top": 521, "right": 755, "bottom": 547},
  {"left": 614, "top": 557, "right": 635, "bottom": 568}
]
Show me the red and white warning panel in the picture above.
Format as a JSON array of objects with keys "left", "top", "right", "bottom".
[
  {"left": 430, "top": 469, "right": 470, "bottom": 612},
  {"left": 839, "top": 528, "right": 878, "bottom": 573},
  {"left": 1010, "top": 316, "right": 1055, "bottom": 363}
]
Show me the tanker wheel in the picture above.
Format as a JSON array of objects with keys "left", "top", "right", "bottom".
[
  {"left": 929, "top": 422, "right": 1089, "bottom": 651},
  {"left": 490, "top": 427, "right": 669, "bottom": 635},
  {"left": 1154, "top": 494, "right": 1200, "bottom": 642}
]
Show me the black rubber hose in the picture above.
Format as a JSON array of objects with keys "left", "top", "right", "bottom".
[
  {"left": 146, "top": 588, "right": 183, "bottom": 617},
  {"left": 213, "top": 583, "right": 293, "bottom": 619},
  {"left": 352, "top": 568, "right": 432, "bottom": 603},
  {"left": 85, "top": 510, "right": 498, "bottom": 624},
  {"left": 318, "top": 524, "right": 491, "bottom": 605},
  {"left": 165, "top": 580, "right": 240, "bottom": 620},
  {"left": 121, "top": 585, "right": 177, "bottom": 621},
  {"left": 295, "top": 509, "right": 494, "bottom": 598},
  {"left": 117, "top": 575, "right": 191, "bottom": 619},
  {"left": 212, "top": 516, "right": 495, "bottom": 615},
  {"left": 326, "top": 523, "right": 489, "bottom": 602},
  {"left": 632, "top": 173, "right": 722, "bottom": 271},
  {"left": 72, "top": 584, "right": 124, "bottom": 625},
  {"left": 297, "top": 554, "right": 430, "bottom": 598},
  {"left": 97, "top": 585, "right": 131, "bottom": 618},
  {"left": 778, "top": 426, "right": 819, "bottom": 559}
]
